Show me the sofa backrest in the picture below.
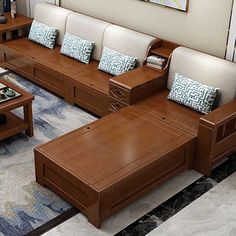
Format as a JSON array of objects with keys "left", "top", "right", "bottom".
[
  {"left": 168, "top": 46, "right": 236, "bottom": 106},
  {"left": 103, "top": 25, "right": 157, "bottom": 66},
  {"left": 34, "top": 3, "right": 72, "bottom": 46},
  {"left": 66, "top": 13, "right": 111, "bottom": 61}
]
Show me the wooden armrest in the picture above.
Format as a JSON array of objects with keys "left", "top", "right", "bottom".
[
  {"left": 109, "top": 66, "right": 165, "bottom": 90},
  {"left": 199, "top": 99, "right": 236, "bottom": 129},
  {"left": 194, "top": 99, "right": 236, "bottom": 176},
  {"left": 109, "top": 67, "right": 166, "bottom": 105}
]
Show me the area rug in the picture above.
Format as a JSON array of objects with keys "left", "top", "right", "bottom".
[{"left": 0, "top": 73, "right": 97, "bottom": 236}]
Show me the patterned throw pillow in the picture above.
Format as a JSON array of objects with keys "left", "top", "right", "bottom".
[
  {"left": 60, "top": 33, "right": 95, "bottom": 64},
  {"left": 28, "top": 20, "right": 57, "bottom": 49},
  {"left": 167, "top": 73, "right": 218, "bottom": 114},
  {"left": 98, "top": 47, "right": 137, "bottom": 76}
]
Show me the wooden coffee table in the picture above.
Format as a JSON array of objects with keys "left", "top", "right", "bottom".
[
  {"left": 0, "top": 78, "right": 34, "bottom": 140},
  {"left": 35, "top": 107, "right": 195, "bottom": 228}
]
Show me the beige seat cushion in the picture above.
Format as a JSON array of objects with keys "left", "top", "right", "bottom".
[
  {"left": 168, "top": 47, "right": 236, "bottom": 106},
  {"left": 66, "top": 13, "right": 111, "bottom": 61},
  {"left": 103, "top": 25, "right": 157, "bottom": 66},
  {"left": 34, "top": 3, "right": 72, "bottom": 46}
]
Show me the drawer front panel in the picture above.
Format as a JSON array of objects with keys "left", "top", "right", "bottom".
[
  {"left": 33, "top": 65, "right": 64, "bottom": 95},
  {"left": 74, "top": 83, "right": 109, "bottom": 117},
  {"left": 102, "top": 147, "right": 188, "bottom": 216},
  {"left": 109, "top": 83, "right": 130, "bottom": 104},
  {"left": 4, "top": 51, "right": 33, "bottom": 75},
  {"left": 109, "top": 97, "right": 128, "bottom": 112},
  {"left": 44, "top": 165, "right": 89, "bottom": 209}
]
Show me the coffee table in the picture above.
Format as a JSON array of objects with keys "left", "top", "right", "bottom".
[
  {"left": 35, "top": 107, "right": 195, "bottom": 228},
  {"left": 0, "top": 78, "right": 34, "bottom": 140}
]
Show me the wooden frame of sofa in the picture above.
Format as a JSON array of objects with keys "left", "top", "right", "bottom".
[{"left": 0, "top": 38, "right": 166, "bottom": 117}]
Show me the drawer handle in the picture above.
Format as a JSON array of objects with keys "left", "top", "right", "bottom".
[
  {"left": 110, "top": 88, "right": 127, "bottom": 99},
  {"left": 110, "top": 101, "right": 125, "bottom": 111}
]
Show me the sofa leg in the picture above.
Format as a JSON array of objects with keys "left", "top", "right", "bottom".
[
  {"left": 34, "top": 149, "right": 46, "bottom": 187},
  {"left": 87, "top": 199, "right": 101, "bottom": 229},
  {"left": 202, "top": 167, "right": 212, "bottom": 177}
]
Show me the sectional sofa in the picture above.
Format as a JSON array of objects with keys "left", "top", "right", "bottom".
[
  {"left": 0, "top": 3, "right": 170, "bottom": 117},
  {"left": 1, "top": 2, "right": 236, "bottom": 228}
]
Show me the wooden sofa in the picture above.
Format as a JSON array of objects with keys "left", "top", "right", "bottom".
[{"left": 0, "top": 3, "right": 171, "bottom": 117}]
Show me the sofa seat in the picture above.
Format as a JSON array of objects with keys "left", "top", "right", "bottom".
[
  {"left": 1, "top": 38, "right": 112, "bottom": 116},
  {"left": 133, "top": 90, "right": 202, "bottom": 136},
  {"left": 2, "top": 37, "right": 53, "bottom": 59},
  {"left": 35, "top": 47, "right": 111, "bottom": 96}
]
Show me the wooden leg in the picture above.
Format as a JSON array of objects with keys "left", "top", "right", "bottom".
[
  {"left": 202, "top": 167, "right": 212, "bottom": 177},
  {"left": 34, "top": 149, "right": 46, "bottom": 187},
  {"left": 24, "top": 102, "right": 34, "bottom": 137},
  {"left": 88, "top": 199, "right": 101, "bottom": 228}
]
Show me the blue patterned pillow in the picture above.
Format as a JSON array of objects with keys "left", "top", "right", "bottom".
[
  {"left": 167, "top": 73, "right": 218, "bottom": 114},
  {"left": 60, "top": 33, "right": 95, "bottom": 64},
  {"left": 98, "top": 47, "right": 137, "bottom": 76},
  {"left": 28, "top": 20, "right": 57, "bottom": 49}
]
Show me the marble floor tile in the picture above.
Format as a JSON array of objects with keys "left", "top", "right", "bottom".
[
  {"left": 116, "top": 215, "right": 163, "bottom": 236},
  {"left": 210, "top": 154, "right": 236, "bottom": 183},
  {"left": 147, "top": 172, "right": 236, "bottom": 236},
  {"left": 43, "top": 170, "right": 201, "bottom": 236}
]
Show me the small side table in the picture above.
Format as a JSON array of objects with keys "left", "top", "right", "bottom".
[
  {"left": 0, "top": 78, "right": 34, "bottom": 140},
  {"left": 0, "top": 13, "right": 32, "bottom": 43}
]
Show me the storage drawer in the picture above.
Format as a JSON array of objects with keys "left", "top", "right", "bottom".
[
  {"left": 44, "top": 165, "right": 89, "bottom": 209},
  {"left": 109, "top": 97, "right": 128, "bottom": 112},
  {"left": 3, "top": 51, "right": 33, "bottom": 75},
  {"left": 33, "top": 65, "right": 64, "bottom": 96},
  {"left": 102, "top": 147, "right": 187, "bottom": 215},
  {"left": 73, "top": 82, "right": 109, "bottom": 117},
  {"left": 109, "top": 83, "right": 130, "bottom": 104}
]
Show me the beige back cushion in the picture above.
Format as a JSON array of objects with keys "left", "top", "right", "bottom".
[
  {"left": 66, "top": 13, "right": 111, "bottom": 61},
  {"left": 34, "top": 3, "right": 72, "bottom": 46},
  {"left": 103, "top": 25, "right": 157, "bottom": 66},
  {"left": 168, "top": 47, "right": 236, "bottom": 106}
]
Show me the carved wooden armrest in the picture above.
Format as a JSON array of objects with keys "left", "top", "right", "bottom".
[
  {"left": 194, "top": 99, "right": 236, "bottom": 176},
  {"left": 109, "top": 66, "right": 166, "bottom": 105}
]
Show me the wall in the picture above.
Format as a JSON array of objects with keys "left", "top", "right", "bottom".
[
  {"left": 17, "top": 0, "right": 28, "bottom": 16},
  {"left": 61, "top": 0, "right": 233, "bottom": 58},
  {"left": 226, "top": 0, "right": 236, "bottom": 61}
]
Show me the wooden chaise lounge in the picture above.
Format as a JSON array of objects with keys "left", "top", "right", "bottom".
[{"left": 35, "top": 46, "right": 236, "bottom": 228}]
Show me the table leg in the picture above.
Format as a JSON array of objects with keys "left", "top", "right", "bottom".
[{"left": 24, "top": 102, "right": 33, "bottom": 136}]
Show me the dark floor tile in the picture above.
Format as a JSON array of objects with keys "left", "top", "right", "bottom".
[
  {"left": 211, "top": 153, "right": 236, "bottom": 182},
  {"left": 114, "top": 214, "right": 163, "bottom": 236},
  {"left": 153, "top": 177, "right": 217, "bottom": 221}
]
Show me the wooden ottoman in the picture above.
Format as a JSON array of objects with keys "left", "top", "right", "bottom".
[{"left": 34, "top": 107, "right": 195, "bottom": 228}]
